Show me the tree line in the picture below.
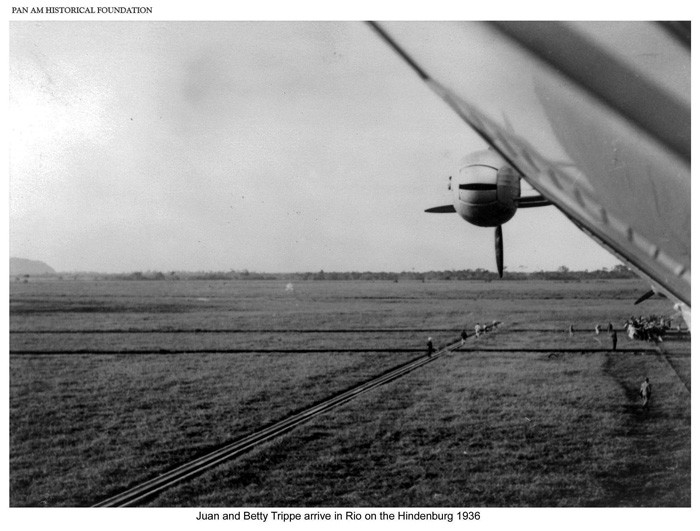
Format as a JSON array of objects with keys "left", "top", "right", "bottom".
[{"left": 48, "top": 264, "right": 635, "bottom": 281}]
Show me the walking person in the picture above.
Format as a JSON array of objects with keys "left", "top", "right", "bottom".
[
  {"left": 611, "top": 330, "right": 617, "bottom": 351},
  {"left": 427, "top": 337, "right": 435, "bottom": 357},
  {"left": 639, "top": 377, "right": 652, "bottom": 409},
  {"left": 460, "top": 329, "right": 468, "bottom": 345}
]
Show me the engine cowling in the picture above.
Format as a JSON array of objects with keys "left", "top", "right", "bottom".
[{"left": 452, "top": 149, "right": 520, "bottom": 227}]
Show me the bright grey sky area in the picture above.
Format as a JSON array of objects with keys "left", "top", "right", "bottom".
[{"left": 10, "top": 21, "right": 621, "bottom": 273}]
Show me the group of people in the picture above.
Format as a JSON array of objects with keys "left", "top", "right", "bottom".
[
  {"left": 473, "top": 320, "right": 498, "bottom": 340},
  {"left": 426, "top": 320, "right": 499, "bottom": 356},
  {"left": 623, "top": 315, "right": 670, "bottom": 343},
  {"left": 427, "top": 323, "right": 653, "bottom": 410},
  {"left": 584, "top": 315, "right": 673, "bottom": 348}
]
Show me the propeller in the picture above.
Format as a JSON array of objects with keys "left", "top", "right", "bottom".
[
  {"left": 633, "top": 288, "right": 666, "bottom": 305},
  {"left": 634, "top": 289, "right": 655, "bottom": 305},
  {"left": 495, "top": 225, "right": 504, "bottom": 278}
]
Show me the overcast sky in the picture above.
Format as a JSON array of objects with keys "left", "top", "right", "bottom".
[{"left": 9, "top": 20, "right": 622, "bottom": 273}]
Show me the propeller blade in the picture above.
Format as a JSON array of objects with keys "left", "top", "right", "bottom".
[
  {"left": 516, "top": 195, "right": 552, "bottom": 208},
  {"left": 634, "top": 289, "right": 656, "bottom": 305},
  {"left": 425, "top": 205, "right": 456, "bottom": 213},
  {"left": 495, "top": 225, "right": 504, "bottom": 278}
]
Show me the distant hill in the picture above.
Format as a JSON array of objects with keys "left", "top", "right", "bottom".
[{"left": 10, "top": 258, "right": 56, "bottom": 276}]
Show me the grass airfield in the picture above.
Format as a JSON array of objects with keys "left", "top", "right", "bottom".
[{"left": 9, "top": 278, "right": 690, "bottom": 506}]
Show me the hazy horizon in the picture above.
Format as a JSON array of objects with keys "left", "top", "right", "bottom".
[{"left": 10, "top": 255, "right": 627, "bottom": 276}]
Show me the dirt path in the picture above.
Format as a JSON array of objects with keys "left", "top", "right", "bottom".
[{"left": 599, "top": 348, "right": 690, "bottom": 506}]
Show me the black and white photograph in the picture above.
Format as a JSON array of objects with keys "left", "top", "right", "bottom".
[{"left": 6, "top": 2, "right": 693, "bottom": 529}]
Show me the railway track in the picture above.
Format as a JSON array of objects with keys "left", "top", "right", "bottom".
[
  {"left": 92, "top": 337, "right": 467, "bottom": 507},
  {"left": 11, "top": 328, "right": 462, "bottom": 334},
  {"left": 16, "top": 327, "right": 686, "bottom": 334},
  {"left": 12, "top": 347, "right": 661, "bottom": 355}
]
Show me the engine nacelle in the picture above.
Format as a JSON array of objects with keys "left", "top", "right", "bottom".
[{"left": 452, "top": 149, "right": 520, "bottom": 227}]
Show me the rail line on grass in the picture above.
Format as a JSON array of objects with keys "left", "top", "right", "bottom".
[
  {"left": 11, "top": 327, "right": 462, "bottom": 334},
  {"left": 15, "top": 327, "right": 688, "bottom": 335},
  {"left": 12, "top": 347, "right": 661, "bottom": 356},
  {"left": 91, "top": 335, "right": 469, "bottom": 507}
]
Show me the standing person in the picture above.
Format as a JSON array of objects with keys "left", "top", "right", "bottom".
[
  {"left": 569, "top": 324, "right": 575, "bottom": 336},
  {"left": 595, "top": 324, "right": 601, "bottom": 335},
  {"left": 607, "top": 322, "right": 614, "bottom": 333},
  {"left": 460, "top": 329, "right": 468, "bottom": 345},
  {"left": 474, "top": 324, "right": 481, "bottom": 338},
  {"left": 639, "top": 377, "right": 651, "bottom": 409},
  {"left": 611, "top": 330, "right": 618, "bottom": 351},
  {"left": 427, "top": 337, "right": 435, "bottom": 357}
]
